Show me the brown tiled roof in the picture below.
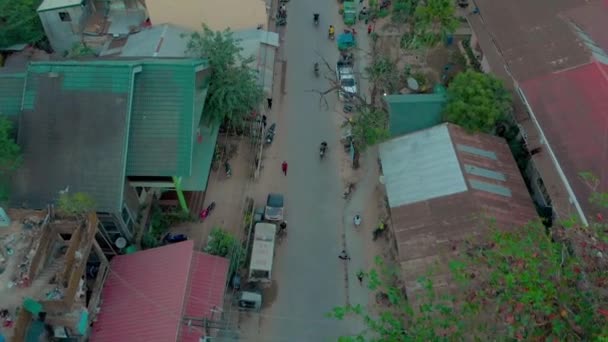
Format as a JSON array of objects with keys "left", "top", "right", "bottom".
[
  {"left": 386, "top": 124, "right": 537, "bottom": 300},
  {"left": 472, "top": 0, "right": 592, "bottom": 81}
]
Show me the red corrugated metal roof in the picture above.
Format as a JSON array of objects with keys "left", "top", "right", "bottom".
[
  {"left": 520, "top": 61, "right": 608, "bottom": 218},
  {"left": 90, "top": 240, "right": 229, "bottom": 342},
  {"left": 180, "top": 253, "right": 229, "bottom": 342}
]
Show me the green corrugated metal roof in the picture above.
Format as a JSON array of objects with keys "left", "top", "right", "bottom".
[
  {"left": 385, "top": 93, "right": 447, "bottom": 137},
  {"left": 126, "top": 59, "right": 209, "bottom": 177},
  {"left": 17, "top": 61, "right": 138, "bottom": 213},
  {"left": 0, "top": 72, "right": 25, "bottom": 116},
  {"left": 181, "top": 121, "right": 219, "bottom": 191}
]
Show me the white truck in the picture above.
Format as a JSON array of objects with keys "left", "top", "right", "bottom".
[
  {"left": 337, "top": 60, "right": 357, "bottom": 100},
  {"left": 248, "top": 222, "right": 277, "bottom": 283}
]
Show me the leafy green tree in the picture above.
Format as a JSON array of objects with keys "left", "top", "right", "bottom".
[
  {"left": 0, "top": 0, "right": 45, "bottom": 48},
  {"left": 401, "top": 0, "right": 458, "bottom": 50},
  {"left": 391, "top": 0, "right": 419, "bottom": 24},
  {"left": 349, "top": 107, "right": 389, "bottom": 151},
  {"left": 57, "top": 192, "right": 96, "bottom": 217},
  {"left": 205, "top": 227, "right": 245, "bottom": 272},
  {"left": 0, "top": 115, "right": 21, "bottom": 202},
  {"left": 330, "top": 219, "right": 608, "bottom": 341},
  {"left": 443, "top": 70, "right": 512, "bottom": 133},
  {"left": 186, "top": 25, "right": 263, "bottom": 126},
  {"left": 366, "top": 56, "right": 400, "bottom": 97}
]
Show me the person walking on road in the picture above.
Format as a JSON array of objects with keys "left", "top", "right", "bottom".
[
  {"left": 356, "top": 270, "right": 365, "bottom": 284},
  {"left": 338, "top": 250, "right": 351, "bottom": 260},
  {"left": 267, "top": 97, "right": 273, "bottom": 110},
  {"left": 281, "top": 161, "right": 288, "bottom": 176}
]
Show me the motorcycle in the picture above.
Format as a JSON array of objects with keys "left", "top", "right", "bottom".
[
  {"left": 329, "top": 31, "right": 335, "bottom": 40},
  {"left": 199, "top": 201, "right": 216, "bottom": 220},
  {"left": 265, "top": 123, "right": 276, "bottom": 144},
  {"left": 313, "top": 13, "right": 319, "bottom": 26},
  {"left": 353, "top": 215, "right": 362, "bottom": 228},
  {"left": 343, "top": 182, "right": 356, "bottom": 199},
  {"left": 319, "top": 142, "right": 327, "bottom": 159},
  {"left": 225, "top": 161, "right": 232, "bottom": 177},
  {"left": 314, "top": 62, "right": 320, "bottom": 77},
  {"left": 163, "top": 233, "right": 188, "bottom": 244},
  {"left": 372, "top": 221, "right": 386, "bottom": 241}
]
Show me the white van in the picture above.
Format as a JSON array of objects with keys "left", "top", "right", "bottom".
[{"left": 248, "top": 222, "right": 277, "bottom": 283}]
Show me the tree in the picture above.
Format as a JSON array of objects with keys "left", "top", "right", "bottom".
[
  {"left": 401, "top": 0, "right": 458, "bottom": 50},
  {"left": 205, "top": 227, "right": 246, "bottom": 273},
  {"left": 0, "top": 115, "right": 21, "bottom": 202},
  {"left": 443, "top": 70, "right": 512, "bottom": 133},
  {"left": 57, "top": 192, "right": 96, "bottom": 217},
  {"left": 365, "top": 55, "right": 401, "bottom": 98},
  {"left": 348, "top": 107, "right": 389, "bottom": 151},
  {"left": 330, "top": 219, "right": 608, "bottom": 341},
  {"left": 391, "top": 0, "right": 419, "bottom": 24},
  {"left": 186, "top": 25, "right": 263, "bottom": 126},
  {"left": 0, "top": 0, "right": 45, "bottom": 48}
]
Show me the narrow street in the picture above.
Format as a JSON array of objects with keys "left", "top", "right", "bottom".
[{"left": 237, "top": 0, "right": 376, "bottom": 341}]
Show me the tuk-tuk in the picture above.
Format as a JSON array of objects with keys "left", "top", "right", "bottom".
[
  {"left": 337, "top": 32, "right": 356, "bottom": 51},
  {"left": 342, "top": 0, "right": 357, "bottom": 25}
]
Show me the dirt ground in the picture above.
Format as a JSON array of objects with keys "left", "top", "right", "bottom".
[
  {"left": 373, "top": 25, "right": 467, "bottom": 92},
  {"left": 169, "top": 137, "right": 256, "bottom": 251}
]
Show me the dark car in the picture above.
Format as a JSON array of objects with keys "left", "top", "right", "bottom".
[{"left": 264, "top": 193, "right": 284, "bottom": 221}]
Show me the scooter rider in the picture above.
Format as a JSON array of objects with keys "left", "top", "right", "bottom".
[
  {"left": 328, "top": 25, "right": 335, "bottom": 38},
  {"left": 320, "top": 141, "right": 328, "bottom": 152},
  {"left": 313, "top": 13, "right": 320, "bottom": 23}
]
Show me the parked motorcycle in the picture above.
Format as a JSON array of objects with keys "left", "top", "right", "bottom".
[
  {"left": 225, "top": 161, "right": 232, "bottom": 177},
  {"left": 313, "top": 13, "right": 319, "bottom": 26},
  {"left": 163, "top": 233, "right": 188, "bottom": 244},
  {"left": 372, "top": 221, "right": 386, "bottom": 241},
  {"left": 343, "top": 182, "right": 356, "bottom": 199},
  {"left": 265, "top": 123, "right": 276, "bottom": 144},
  {"left": 199, "top": 201, "right": 216, "bottom": 220}
]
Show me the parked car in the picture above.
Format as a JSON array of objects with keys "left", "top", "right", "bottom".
[{"left": 264, "top": 193, "right": 284, "bottom": 221}]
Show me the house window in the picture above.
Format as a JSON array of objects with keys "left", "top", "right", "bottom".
[{"left": 58, "top": 12, "right": 71, "bottom": 22}]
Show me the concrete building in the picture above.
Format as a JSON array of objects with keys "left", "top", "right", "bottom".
[
  {"left": 37, "top": 0, "right": 147, "bottom": 54},
  {"left": 143, "top": 0, "right": 268, "bottom": 32}
]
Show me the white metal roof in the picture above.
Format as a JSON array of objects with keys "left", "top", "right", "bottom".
[
  {"left": 378, "top": 123, "right": 468, "bottom": 208},
  {"left": 38, "top": 0, "right": 82, "bottom": 12},
  {"left": 249, "top": 223, "right": 276, "bottom": 271}
]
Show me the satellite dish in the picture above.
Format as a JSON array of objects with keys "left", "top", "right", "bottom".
[
  {"left": 115, "top": 237, "right": 127, "bottom": 249},
  {"left": 407, "top": 77, "right": 419, "bottom": 91}
]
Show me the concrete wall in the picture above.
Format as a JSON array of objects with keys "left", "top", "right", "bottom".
[
  {"left": 145, "top": 0, "right": 268, "bottom": 31},
  {"left": 38, "top": 5, "right": 86, "bottom": 54}
]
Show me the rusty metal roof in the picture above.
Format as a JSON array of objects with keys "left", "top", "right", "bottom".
[
  {"left": 472, "top": 0, "right": 594, "bottom": 81},
  {"left": 520, "top": 61, "right": 608, "bottom": 219},
  {"left": 381, "top": 124, "right": 537, "bottom": 299}
]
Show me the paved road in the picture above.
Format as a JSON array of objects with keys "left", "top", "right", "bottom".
[{"left": 237, "top": 1, "right": 374, "bottom": 341}]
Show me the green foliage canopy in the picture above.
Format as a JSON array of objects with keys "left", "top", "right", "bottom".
[
  {"left": 349, "top": 107, "right": 389, "bottom": 151},
  {"left": 0, "top": 0, "right": 45, "bottom": 48},
  {"left": 186, "top": 25, "right": 263, "bottom": 126},
  {"left": 57, "top": 192, "right": 96, "bottom": 217},
  {"left": 401, "top": 0, "right": 458, "bottom": 49},
  {"left": 443, "top": 70, "right": 512, "bottom": 133},
  {"left": 330, "top": 219, "right": 608, "bottom": 341}
]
